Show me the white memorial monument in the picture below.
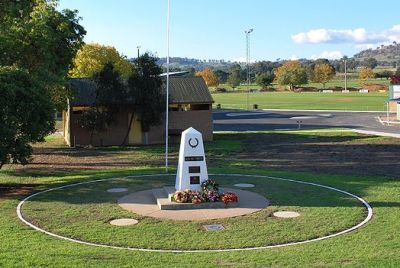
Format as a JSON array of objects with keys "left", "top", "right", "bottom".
[{"left": 175, "top": 127, "right": 208, "bottom": 191}]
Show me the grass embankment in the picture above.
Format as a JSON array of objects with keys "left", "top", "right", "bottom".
[{"left": 1, "top": 132, "right": 400, "bottom": 266}]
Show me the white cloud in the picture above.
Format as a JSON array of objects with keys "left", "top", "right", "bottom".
[
  {"left": 289, "top": 55, "right": 299, "bottom": 60},
  {"left": 354, "top": 44, "right": 376, "bottom": 50},
  {"left": 291, "top": 25, "right": 400, "bottom": 47},
  {"left": 311, "top": 50, "right": 343, "bottom": 60}
]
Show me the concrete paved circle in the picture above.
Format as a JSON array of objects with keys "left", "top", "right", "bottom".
[
  {"left": 110, "top": 218, "right": 138, "bottom": 226},
  {"left": 16, "top": 173, "right": 373, "bottom": 253},
  {"left": 118, "top": 187, "right": 268, "bottom": 220},
  {"left": 234, "top": 183, "right": 255, "bottom": 188},
  {"left": 106, "top": 188, "right": 128, "bottom": 193},
  {"left": 273, "top": 211, "right": 300, "bottom": 218}
]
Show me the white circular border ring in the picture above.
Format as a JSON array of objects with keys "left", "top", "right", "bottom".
[{"left": 17, "top": 173, "right": 373, "bottom": 253}]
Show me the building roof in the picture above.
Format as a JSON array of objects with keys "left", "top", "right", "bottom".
[
  {"left": 168, "top": 77, "right": 213, "bottom": 104},
  {"left": 69, "top": 78, "right": 97, "bottom": 106},
  {"left": 68, "top": 76, "right": 213, "bottom": 106}
]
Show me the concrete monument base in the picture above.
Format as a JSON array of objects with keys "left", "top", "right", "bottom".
[
  {"left": 152, "top": 186, "right": 239, "bottom": 210},
  {"left": 118, "top": 187, "right": 269, "bottom": 221}
]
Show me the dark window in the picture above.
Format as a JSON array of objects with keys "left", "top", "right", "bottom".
[
  {"left": 189, "top": 166, "right": 200, "bottom": 173},
  {"left": 191, "top": 104, "right": 210, "bottom": 111},
  {"left": 73, "top": 110, "right": 83, "bottom": 115},
  {"left": 190, "top": 176, "right": 200, "bottom": 185}
]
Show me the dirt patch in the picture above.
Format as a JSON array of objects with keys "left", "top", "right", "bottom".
[
  {"left": 234, "top": 133, "right": 400, "bottom": 178},
  {"left": 4, "top": 132, "right": 400, "bottom": 183},
  {"left": 0, "top": 184, "right": 37, "bottom": 201}
]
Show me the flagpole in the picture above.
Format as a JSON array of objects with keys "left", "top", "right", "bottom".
[{"left": 165, "top": 0, "right": 170, "bottom": 174}]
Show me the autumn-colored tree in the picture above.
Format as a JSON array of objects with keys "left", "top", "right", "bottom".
[
  {"left": 69, "top": 43, "right": 133, "bottom": 78},
  {"left": 359, "top": 67, "right": 376, "bottom": 81},
  {"left": 312, "top": 63, "right": 334, "bottom": 89},
  {"left": 274, "top": 61, "right": 308, "bottom": 90},
  {"left": 196, "top": 68, "right": 219, "bottom": 87}
]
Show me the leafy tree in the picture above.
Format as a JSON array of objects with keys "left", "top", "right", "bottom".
[
  {"left": 78, "top": 63, "right": 126, "bottom": 145},
  {"left": 214, "top": 70, "right": 229, "bottom": 84},
  {"left": 122, "top": 53, "right": 165, "bottom": 145},
  {"left": 396, "top": 67, "right": 400, "bottom": 76},
  {"left": 0, "top": 67, "right": 55, "bottom": 168},
  {"left": 359, "top": 67, "right": 376, "bottom": 81},
  {"left": 70, "top": 43, "right": 133, "bottom": 79},
  {"left": 376, "top": 70, "right": 393, "bottom": 80},
  {"left": 253, "top": 61, "right": 278, "bottom": 75},
  {"left": 312, "top": 63, "right": 335, "bottom": 89},
  {"left": 274, "top": 61, "right": 308, "bottom": 90},
  {"left": 0, "top": 0, "right": 86, "bottom": 108},
  {"left": 363, "top": 58, "right": 378, "bottom": 69},
  {"left": 196, "top": 68, "right": 219, "bottom": 87},
  {"left": 227, "top": 71, "right": 241, "bottom": 88},
  {"left": 256, "top": 72, "right": 275, "bottom": 89}
]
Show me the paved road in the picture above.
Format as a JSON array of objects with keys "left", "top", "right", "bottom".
[{"left": 213, "top": 110, "right": 400, "bottom": 136}]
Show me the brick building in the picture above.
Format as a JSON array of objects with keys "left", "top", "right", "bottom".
[{"left": 63, "top": 76, "right": 213, "bottom": 146}]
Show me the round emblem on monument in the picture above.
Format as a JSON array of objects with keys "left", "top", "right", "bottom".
[{"left": 188, "top": 138, "right": 199, "bottom": 148}]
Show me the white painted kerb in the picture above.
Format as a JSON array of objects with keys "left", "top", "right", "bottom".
[{"left": 17, "top": 173, "right": 373, "bottom": 253}]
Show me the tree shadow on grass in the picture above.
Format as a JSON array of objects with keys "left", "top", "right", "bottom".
[{"left": 1, "top": 131, "right": 399, "bottom": 209}]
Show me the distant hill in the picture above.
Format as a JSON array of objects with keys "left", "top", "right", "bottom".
[
  {"left": 156, "top": 57, "right": 238, "bottom": 72},
  {"left": 353, "top": 42, "right": 400, "bottom": 67}
]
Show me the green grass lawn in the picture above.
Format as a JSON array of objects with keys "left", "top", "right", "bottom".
[
  {"left": 21, "top": 174, "right": 365, "bottom": 250},
  {"left": 1, "top": 131, "right": 400, "bottom": 267},
  {"left": 212, "top": 92, "right": 388, "bottom": 111}
]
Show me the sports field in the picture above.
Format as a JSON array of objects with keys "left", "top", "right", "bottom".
[{"left": 212, "top": 92, "right": 388, "bottom": 111}]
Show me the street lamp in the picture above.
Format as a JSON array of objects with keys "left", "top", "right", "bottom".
[
  {"left": 137, "top": 45, "right": 141, "bottom": 59},
  {"left": 165, "top": 0, "right": 171, "bottom": 173},
  {"left": 245, "top": 28, "right": 254, "bottom": 110},
  {"left": 344, "top": 59, "right": 347, "bottom": 91}
]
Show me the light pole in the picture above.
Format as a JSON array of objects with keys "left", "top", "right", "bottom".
[
  {"left": 165, "top": 0, "right": 170, "bottom": 173},
  {"left": 245, "top": 28, "right": 253, "bottom": 110},
  {"left": 137, "top": 45, "right": 141, "bottom": 59},
  {"left": 344, "top": 59, "right": 347, "bottom": 91}
]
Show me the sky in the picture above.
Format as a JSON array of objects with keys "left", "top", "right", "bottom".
[{"left": 58, "top": 0, "right": 400, "bottom": 62}]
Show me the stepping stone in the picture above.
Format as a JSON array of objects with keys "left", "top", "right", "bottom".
[
  {"left": 203, "top": 224, "right": 225, "bottom": 231},
  {"left": 234, "top": 183, "right": 255, "bottom": 188},
  {"left": 109, "top": 218, "right": 138, "bottom": 226},
  {"left": 107, "top": 188, "right": 128, "bottom": 193},
  {"left": 273, "top": 211, "right": 300, "bottom": 218}
]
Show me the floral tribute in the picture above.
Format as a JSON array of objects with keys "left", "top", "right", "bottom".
[{"left": 172, "top": 179, "right": 238, "bottom": 205}]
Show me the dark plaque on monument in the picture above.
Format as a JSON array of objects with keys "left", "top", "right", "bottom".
[
  {"left": 190, "top": 176, "right": 200, "bottom": 185},
  {"left": 189, "top": 166, "right": 201, "bottom": 173}
]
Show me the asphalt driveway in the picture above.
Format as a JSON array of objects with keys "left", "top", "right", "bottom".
[{"left": 213, "top": 110, "right": 400, "bottom": 136}]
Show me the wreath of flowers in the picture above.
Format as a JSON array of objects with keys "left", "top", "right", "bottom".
[
  {"left": 172, "top": 178, "right": 238, "bottom": 205},
  {"left": 201, "top": 179, "right": 219, "bottom": 193}
]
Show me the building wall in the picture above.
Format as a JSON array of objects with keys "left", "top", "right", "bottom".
[
  {"left": 66, "top": 105, "right": 213, "bottom": 147},
  {"left": 69, "top": 108, "right": 130, "bottom": 147},
  {"left": 169, "top": 108, "right": 213, "bottom": 141}
]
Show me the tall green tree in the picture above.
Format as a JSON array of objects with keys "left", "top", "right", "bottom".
[
  {"left": 0, "top": 67, "right": 55, "bottom": 168},
  {"left": 78, "top": 63, "right": 126, "bottom": 146},
  {"left": 0, "top": 0, "right": 86, "bottom": 108},
  {"left": 256, "top": 72, "right": 275, "bottom": 89},
  {"left": 122, "top": 53, "right": 165, "bottom": 145},
  {"left": 363, "top": 58, "right": 378, "bottom": 69},
  {"left": 227, "top": 65, "right": 243, "bottom": 89},
  {"left": 0, "top": 0, "right": 85, "bottom": 168}
]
